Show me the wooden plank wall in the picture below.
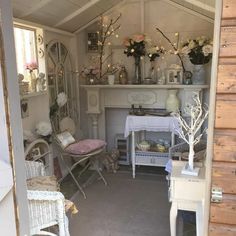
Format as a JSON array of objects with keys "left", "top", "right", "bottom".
[{"left": 209, "top": 0, "right": 236, "bottom": 235}]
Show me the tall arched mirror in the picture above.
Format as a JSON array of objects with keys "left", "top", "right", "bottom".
[{"left": 47, "top": 41, "right": 78, "bottom": 131}]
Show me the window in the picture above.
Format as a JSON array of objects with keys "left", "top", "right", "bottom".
[
  {"left": 14, "top": 25, "right": 46, "bottom": 95},
  {"left": 14, "top": 26, "right": 38, "bottom": 77}
]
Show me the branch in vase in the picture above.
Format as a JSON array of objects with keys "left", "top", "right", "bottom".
[
  {"left": 98, "top": 14, "right": 121, "bottom": 81},
  {"left": 156, "top": 27, "right": 186, "bottom": 72}
]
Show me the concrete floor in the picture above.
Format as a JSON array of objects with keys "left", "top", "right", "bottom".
[{"left": 62, "top": 167, "right": 196, "bottom": 236}]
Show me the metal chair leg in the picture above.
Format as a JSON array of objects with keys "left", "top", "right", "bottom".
[
  {"left": 90, "top": 158, "right": 107, "bottom": 186},
  {"left": 59, "top": 154, "right": 87, "bottom": 199},
  {"left": 95, "top": 167, "right": 108, "bottom": 186},
  {"left": 77, "top": 160, "right": 90, "bottom": 179}
]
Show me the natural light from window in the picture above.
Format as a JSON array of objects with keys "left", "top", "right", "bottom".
[{"left": 14, "top": 26, "right": 37, "bottom": 76}]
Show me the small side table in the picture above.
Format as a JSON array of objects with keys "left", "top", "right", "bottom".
[
  {"left": 124, "top": 115, "right": 180, "bottom": 178},
  {"left": 169, "top": 161, "right": 206, "bottom": 236}
]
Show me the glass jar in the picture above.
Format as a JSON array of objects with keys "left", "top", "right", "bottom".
[{"left": 119, "top": 66, "right": 128, "bottom": 84}]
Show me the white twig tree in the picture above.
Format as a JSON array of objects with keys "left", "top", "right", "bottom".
[{"left": 173, "top": 93, "right": 209, "bottom": 171}]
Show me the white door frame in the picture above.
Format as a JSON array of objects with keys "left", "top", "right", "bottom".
[
  {"left": 0, "top": 0, "right": 30, "bottom": 235},
  {"left": 204, "top": 0, "right": 222, "bottom": 235}
]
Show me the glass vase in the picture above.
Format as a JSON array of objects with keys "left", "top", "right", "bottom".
[
  {"left": 148, "top": 61, "right": 157, "bottom": 84},
  {"left": 133, "top": 56, "right": 141, "bottom": 84},
  {"left": 192, "top": 64, "right": 205, "bottom": 85},
  {"left": 29, "top": 71, "right": 37, "bottom": 92}
]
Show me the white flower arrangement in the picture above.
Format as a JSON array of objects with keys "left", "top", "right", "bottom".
[
  {"left": 146, "top": 45, "right": 165, "bottom": 61},
  {"left": 181, "top": 36, "right": 213, "bottom": 65},
  {"left": 57, "top": 92, "right": 67, "bottom": 108},
  {"left": 35, "top": 121, "right": 52, "bottom": 137}
]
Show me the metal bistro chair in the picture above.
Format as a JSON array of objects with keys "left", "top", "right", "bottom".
[{"left": 54, "top": 117, "right": 107, "bottom": 199}]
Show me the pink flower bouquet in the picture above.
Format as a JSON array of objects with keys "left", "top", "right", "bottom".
[
  {"left": 25, "top": 61, "right": 38, "bottom": 72},
  {"left": 123, "top": 34, "right": 146, "bottom": 58}
]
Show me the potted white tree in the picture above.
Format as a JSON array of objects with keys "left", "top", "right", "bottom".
[{"left": 173, "top": 93, "right": 208, "bottom": 176}]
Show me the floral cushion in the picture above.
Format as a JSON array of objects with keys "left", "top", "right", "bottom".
[{"left": 65, "top": 139, "right": 106, "bottom": 155}]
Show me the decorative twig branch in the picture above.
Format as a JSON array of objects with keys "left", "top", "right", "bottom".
[
  {"left": 98, "top": 14, "right": 121, "bottom": 81},
  {"left": 156, "top": 27, "right": 186, "bottom": 72},
  {"left": 173, "top": 93, "right": 208, "bottom": 171}
]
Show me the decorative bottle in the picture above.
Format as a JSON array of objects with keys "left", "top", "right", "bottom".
[
  {"left": 119, "top": 66, "right": 128, "bottom": 84},
  {"left": 165, "top": 89, "right": 180, "bottom": 112}
]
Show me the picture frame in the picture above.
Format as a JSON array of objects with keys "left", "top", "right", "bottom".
[
  {"left": 87, "top": 32, "right": 99, "bottom": 53},
  {"left": 166, "top": 67, "right": 183, "bottom": 85},
  {"left": 21, "top": 99, "right": 29, "bottom": 118}
]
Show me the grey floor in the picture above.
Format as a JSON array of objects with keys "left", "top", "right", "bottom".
[{"left": 62, "top": 166, "right": 196, "bottom": 236}]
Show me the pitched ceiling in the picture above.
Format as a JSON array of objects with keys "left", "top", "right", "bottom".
[{"left": 12, "top": 0, "right": 215, "bottom": 33}]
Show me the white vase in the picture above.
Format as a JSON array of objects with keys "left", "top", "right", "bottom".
[
  {"left": 108, "top": 74, "right": 115, "bottom": 85},
  {"left": 166, "top": 89, "right": 180, "bottom": 112},
  {"left": 192, "top": 64, "right": 205, "bottom": 85}
]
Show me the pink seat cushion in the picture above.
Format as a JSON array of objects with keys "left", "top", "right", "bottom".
[{"left": 65, "top": 139, "right": 106, "bottom": 155}]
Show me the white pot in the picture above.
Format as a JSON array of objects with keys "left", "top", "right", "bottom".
[
  {"left": 165, "top": 89, "right": 180, "bottom": 112},
  {"left": 108, "top": 74, "right": 115, "bottom": 85}
]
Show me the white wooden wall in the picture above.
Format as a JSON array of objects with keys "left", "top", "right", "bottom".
[{"left": 78, "top": 0, "right": 214, "bottom": 141}]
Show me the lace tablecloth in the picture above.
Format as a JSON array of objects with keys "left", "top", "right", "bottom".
[{"left": 124, "top": 115, "right": 180, "bottom": 138}]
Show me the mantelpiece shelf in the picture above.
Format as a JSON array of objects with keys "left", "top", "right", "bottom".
[{"left": 80, "top": 84, "right": 209, "bottom": 89}]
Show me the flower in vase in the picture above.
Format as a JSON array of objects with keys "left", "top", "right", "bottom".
[
  {"left": 123, "top": 34, "right": 147, "bottom": 58},
  {"left": 132, "top": 34, "right": 145, "bottom": 43},
  {"left": 147, "top": 45, "right": 165, "bottom": 62},
  {"left": 181, "top": 36, "right": 213, "bottom": 65},
  {"left": 25, "top": 61, "right": 38, "bottom": 72}
]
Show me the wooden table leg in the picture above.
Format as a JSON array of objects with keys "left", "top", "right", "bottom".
[
  {"left": 196, "top": 201, "right": 204, "bottom": 236},
  {"left": 170, "top": 202, "right": 178, "bottom": 236}
]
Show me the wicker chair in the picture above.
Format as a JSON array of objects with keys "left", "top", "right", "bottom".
[{"left": 25, "top": 161, "right": 70, "bottom": 236}]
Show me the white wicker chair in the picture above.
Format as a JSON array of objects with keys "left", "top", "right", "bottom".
[{"left": 25, "top": 161, "right": 70, "bottom": 236}]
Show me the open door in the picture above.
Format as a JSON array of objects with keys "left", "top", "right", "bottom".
[
  {"left": 0, "top": 0, "right": 30, "bottom": 235},
  {"left": 209, "top": 0, "right": 236, "bottom": 235}
]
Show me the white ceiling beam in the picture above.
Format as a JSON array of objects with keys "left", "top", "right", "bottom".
[
  {"left": 182, "top": 0, "right": 215, "bottom": 13},
  {"left": 19, "top": 0, "right": 53, "bottom": 18},
  {"left": 166, "top": 0, "right": 214, "bottom": 23},
  {"left": 54, "top": 0, "right": 101, "bottom": 27},
  {"left": 74, "top": 0, "right": 126, "bottom": 34}
]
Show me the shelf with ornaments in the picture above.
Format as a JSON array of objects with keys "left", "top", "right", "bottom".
[
  {"left": 18, "top": 70, "right": 48, "bottom": 99},
  {"left": 21, "top": 90, "right": 48, "bottom": 99}
]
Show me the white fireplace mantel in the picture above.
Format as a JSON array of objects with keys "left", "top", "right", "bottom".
[{"left": 81, "top": 84, "right": 209, "bottom": 139}]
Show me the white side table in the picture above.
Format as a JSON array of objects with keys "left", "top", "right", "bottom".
[
  {"left": 169, "top": 161, "right": 206, "bottom": 236},
  {"left": 124, "top": 115, "right": 180, "bottom": 178}
]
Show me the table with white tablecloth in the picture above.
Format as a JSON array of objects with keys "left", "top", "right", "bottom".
[{"left": 124, "top": 115, "right": 180, "bottom": 178}]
